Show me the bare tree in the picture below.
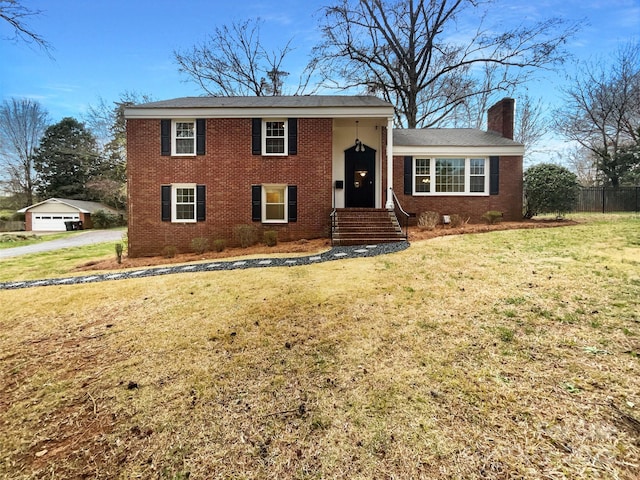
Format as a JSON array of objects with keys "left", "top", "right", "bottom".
[
  {"left": 514, "top": 94, "right": 550, "bottom": 165},
  {"left": 174, "top": 18, "right": 317, "bottom": 96},
  {"left": 0, "top": 98, "right": 49, "bottom": 206},
  {"left": 82, "top": 92, "right": 152, "bottom": 210},
  {"left": 85, "top": 91, "right": 153, "bottom": 148},
  {"left": 0, "top": 0, "right": 52, "bottom": 54},
  {"left": 556, "top": 41, "right": 640, "bottom": 187},
  {"left": 316, "top": 0, "right": 580, "bottom": 128}
]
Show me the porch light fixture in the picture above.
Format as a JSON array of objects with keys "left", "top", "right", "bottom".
[{"left": 355, "top": 120, "right": 365, "bottom": 152}]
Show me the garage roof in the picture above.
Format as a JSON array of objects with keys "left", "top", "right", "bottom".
[{"left": 18, "top": 198, "right": 119, "bottom": 214}]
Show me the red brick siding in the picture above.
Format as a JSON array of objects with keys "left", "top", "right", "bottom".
[
  {"left": 390, "top": 155, "right": 523, "bottom": 223},
  {"left": 487, "top": 98, "right": 515, "bottom": 140},
  {"left": 127, "top": 118, "right": 333, "bottom": 257}
]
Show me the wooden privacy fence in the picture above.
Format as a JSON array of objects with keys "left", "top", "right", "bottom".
[
  {"left": 0, "top": 220, "right": 26, "bottom": 232},
  {"left": 574, "top": 187, "right": 640, "bottom": 213}
]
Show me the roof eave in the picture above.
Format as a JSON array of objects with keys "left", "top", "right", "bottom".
[
  {"left": 124, "top": 106, "right": 395, "bottom": 119},
  {"left": 393, "top": 144, "right": 525, "bottom": 156}
]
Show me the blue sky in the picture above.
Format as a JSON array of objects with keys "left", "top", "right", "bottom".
[{"left": 1, "top": 0, "right": 639, "bottom": 129}]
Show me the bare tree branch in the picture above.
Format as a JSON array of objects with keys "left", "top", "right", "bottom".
[
  {"left": 316, "top": 0, "right": 580, "bottom": 128},
  {"left": 556, "top": 41, "right": 640, "bottom": 186},
  {"left": 0, "top": 0, "right": 53, "bottom": 56},
  {"left": 174, "top": 18, "right": 316, "bottom": 96}
]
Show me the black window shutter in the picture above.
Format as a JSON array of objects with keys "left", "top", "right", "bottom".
[
  {"left": 288, "top": 185, "right": 297, "bottom": 222},
  {"left": 196, "top": 119, "right": 206, "bottom": 155},
  {"left": 251, "top": 118, "right": 262, "bottom": 155},
  {"left": 403, "top": 156, "right": 413, "bottom": 195},
  {"left": 161, "top": 185, "right": 171, "bottom": 221},
  {"left": 161, "top": 120, "right": 171, "bottom": 156},
  {"left": 251, "top": 185, "right": 262, "bottom": 221},
  {"left": 288, "top": 118, "right": 298, "bottom": 155},
  {"left": 196, "top": 185, "right": 206, "bottom": 221},
  {"left": 490, "top": 156, "right": 499, "bottom": 195}
]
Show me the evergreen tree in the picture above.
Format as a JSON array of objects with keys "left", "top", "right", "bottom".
[{"left": 33, "top": 117, "right": 101, "bottom": 200}]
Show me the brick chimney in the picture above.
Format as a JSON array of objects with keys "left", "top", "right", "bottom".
[{"left": 487, "top": 98, "right": 515, "bottom": 140}]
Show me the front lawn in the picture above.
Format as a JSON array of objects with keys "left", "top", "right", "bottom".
[{"left": 1, "top": 215, "right": 639, "bottom": 479}]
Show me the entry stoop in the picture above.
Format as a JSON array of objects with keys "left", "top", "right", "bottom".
[{"left": 331, "top": 208, "right": 407, "bottom": 246}]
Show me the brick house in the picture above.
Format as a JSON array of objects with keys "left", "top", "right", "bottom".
[{"left": 124, "top": 96, "right": 523, "bottom": 257}]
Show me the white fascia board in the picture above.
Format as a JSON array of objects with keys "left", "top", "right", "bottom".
[
  {"left": 124, "top": 106, "right": 395, "bottom": 119},
  {"left": 392, "top": 144, "right": 525, "bottom": 157},
  {"left": 18, "top": 199, "right": 90, "bottom": 213}
]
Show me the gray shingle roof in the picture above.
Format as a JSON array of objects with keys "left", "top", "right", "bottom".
[
  {"left": 129, "top": 95, "right": 392, "bottom": 109},
  {"left": 19, "top": 198, "right": 119, "bottom": 214},
  {"left": 393, "top": 128, "right": 523, "bottom": 147}
]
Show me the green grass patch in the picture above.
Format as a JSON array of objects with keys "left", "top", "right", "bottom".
[{"left": 0, "top": 241, "right": 115, "bottom": 282}]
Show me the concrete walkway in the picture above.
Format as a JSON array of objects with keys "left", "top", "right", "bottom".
[
  {"left": 0, "top": 229, "right": 125, "bottom": 259},
  {"left": 0, "top": 241, "right": 410, "bottom": 291}
]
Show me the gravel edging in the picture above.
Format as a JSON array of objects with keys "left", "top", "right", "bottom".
[{"left": 0, "top": 242, "right": 410, "bottom": 290}]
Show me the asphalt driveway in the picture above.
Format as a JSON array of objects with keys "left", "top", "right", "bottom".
[{"left": 0, "top": 229, "right": 125, "bottom": 259}]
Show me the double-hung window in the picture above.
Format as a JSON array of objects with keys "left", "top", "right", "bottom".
[
  {"left": 469, "top": 158, "right": 486, "bottom": 193},
  {"left": 412, "top": 157, "right": 488, "bottom": 195},
  {"left": 414, "top": 158, "right": 431, "bottom": 193},
  {"left": 252, "top": 184, "right": 297, "bottom": 223},
  {"left": 161, "top": 184, "right": 206, "bottom": 223},
  {"left": 263, "top": 185, "right": 287, "bottom": 223},
  {"left": 173, "top": 120, "right": 196, "bottom": 155},
  {"left": 263, "top": 120, "right": 287, "bottom": 155},
  {"left": 161, "top": 119, "right": 205, "bottom": 156},
  {"left": 172, "top": 184, "right": 196, "bottom": 222}
]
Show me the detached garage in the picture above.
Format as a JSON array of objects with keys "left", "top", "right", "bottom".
[{"left": 18, "top": 198, "right": 120, "bottom": 232}]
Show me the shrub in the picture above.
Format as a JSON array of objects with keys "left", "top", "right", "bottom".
[
  {"left": 417, "top": 211, "right": 440, "bottom": 230},
  {"left": 264, "top": 230, "right": 278, "bottom": 247},
  {"left": 92, "top": 209, "right": 123, "bottom": 229},
  {"left": 482, "top": 211, "right": 503, "bottom": 224},
  {"left": 233, "top": 224, "right": 258, "bottom": 248},
  {"left": 449, "top": 214, "right": 468, "bottom": 228},
  {"left": 212, "top": 238, "right": 226, "bottom": 252},
  {"left": 524, "top": 163, "right": 580, "bottom": 218},
  {"left": 115, "top": 243, "right": 123, "bottom": 264},
  {"left": 163, "top": 246, "right": 177, "bottom": 258},
  {"left": 191, "top": 237, "right": 209, "bottom": 255}
]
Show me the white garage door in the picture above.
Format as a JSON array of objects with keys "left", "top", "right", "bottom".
[{"left": 32, "top": 213, "right": 80, "bottom": 231}]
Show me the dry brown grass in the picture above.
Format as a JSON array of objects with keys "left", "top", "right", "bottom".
[{"left": 1, "top": 215, "right": 639, "bottom": 479}]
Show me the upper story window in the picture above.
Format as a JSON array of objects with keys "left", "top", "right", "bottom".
[
  {"left": 263, "top": 120, "right": 287, "bottom": 155},
  {"left": 412, "top": 157, "right": 488, "bottom": 195},
  {"left": 173, "top": 120, "right": 195, "bottom": 155},
  {"left": 161, "top": 119, "right": 205, "bottom": 157},
  {"left": 252, "top": 118, "right": 297, "bottom": 156}
]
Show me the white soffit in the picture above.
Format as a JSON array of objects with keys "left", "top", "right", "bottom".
[{"left": 392, "top": 145, "right": 525, "bottom": 156}]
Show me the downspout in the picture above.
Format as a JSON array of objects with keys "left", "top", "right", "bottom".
[{"left": 385, "top": 117, "right": 394, "bottom": 210}]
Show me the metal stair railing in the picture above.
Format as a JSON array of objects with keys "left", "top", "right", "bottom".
[{"left": 390, "top": 188, "right": 410, "bottom": 240}]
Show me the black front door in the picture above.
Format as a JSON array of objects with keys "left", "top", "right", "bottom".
[{"left": 345, "top": 144, "right": 376, "bottom": 208}]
